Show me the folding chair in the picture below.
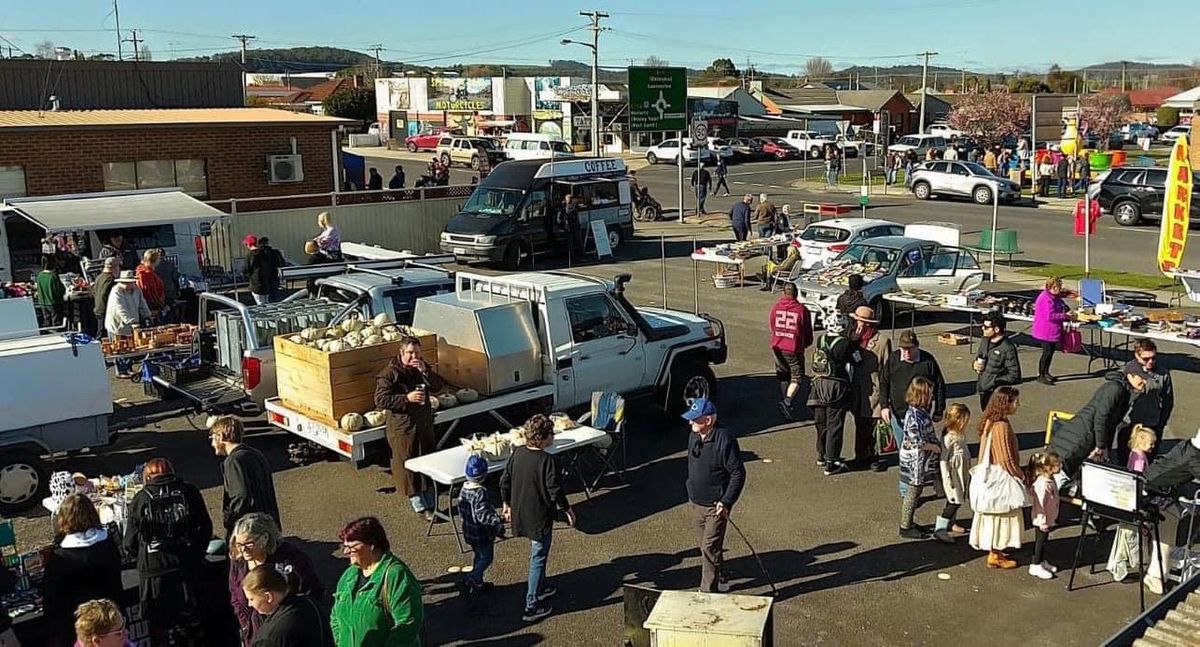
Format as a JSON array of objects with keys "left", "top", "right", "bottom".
[
  {"left": 1078, "top": 278, "right": 1107, "bottom": 308},
  {"left": 768, "top": 258, "right": 804, "bottom": 292},
  {"left": 1170, "top": 273, "right": 1200, "bottom": 308},
  {"left": 576, "top": 391, "right": 627, "bottom": 491}
]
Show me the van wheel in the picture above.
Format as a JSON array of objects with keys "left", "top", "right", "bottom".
[
  {"left": 0, "top": 450, "right": 49, "bottom": 514},
  {"left": 440, "top": 152, "right": 451, "bottom": 167},
  {"left": 606, "top": 226, "right": 624, "bottom": 250},
  {"left": 502, "top": 241, "right": 529, "bottom": 270},
  {"left": 667, "top": 363, "right": 717, "bottom": 415},
  {"left": 913, "top": 182, "right": 931, "bottom": 200},
  {"left": 407, "top": 142, "right": 418, "bottom": 153},
  {"left": 1113, "top": 201, "right": 1141, "bottom": 226},
  {"left": 646, "top": 152, "right": 659, "bottom": 165}
]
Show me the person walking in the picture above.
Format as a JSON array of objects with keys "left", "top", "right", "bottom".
[
  {"left": 754, "top": 193, "right": 777, "bottom": 239},
  {"left": 1116, "top": 339, "right": 1173, "bottom": 462},
  {"left": 714, "top": 156, "right": 731, "bottom": 196},
  {"left": 823, "top": 148, "right": 836, "bottom": 188},
  {"left": 848, "top": 306, "right": 891, "bottom": 469},
  {"left": 1031, "top": 276, "right": 1072, "bottom": 384},
  {"left": 934, "top": 403, "right": 972, "bottom": 544},
  {"left": 210, "top": 416, "right": 281, "bottom": 540},
  {"left": 683, "top": 398, "right": 746, "bottom": 593},
  {"left": 1076, "top": 154, "right": 1091, "bottom": 193},
  {"left": 329, "top": 517, "right": 424, "bottom": 647},
  {"left": 245, "top": 235, "right": 285, "bottom": 305},
  {"left": 375, "top": 336, "right": 446, "bottom": 518},
  {"left": 898, "top": 377, "right": 942, "bottom": 539},
  {"left": 807, "top": 313, "right": 861, "bottom": 476},
  {"left": 729, "top": 194, "right": 753, "bottom": 242},
  {"left": 42, "top": 495, "right": 124, "bottom": 647},
  {"left": 228, "top": 513, "right": 324, "bottom": 647},
  {"left": 104, "top": 270, "right": 150, "bottom": 378},
  {"left": 1050, "top": 366, "right": 1147, "bottom": 481},
  {"left": 367, "top": 168, "right": 384, "bottom": 191},
  {"left": 969, "top": 386, "right": 1026, "bottom": 569},
  {"left": 388, "top": 165, "right": 406, "bottom": 189},
  {"left": 904, "top": 151, "right": 917, "bottom": 189},
  {"left": 690, "top": 163, "right": 713, "bottom": 215},
  {"left": 1055, "top": 153, "right": 1070, "bottom": 198},
  {"left": 974, "top": 312, "right": 1022, "bottom": 410},
  {"left": 883, "top": 151, "right": 897, "bottom": 185},
  {"left": 769, "top": 282, "right": 813, "bottom": 421},
  {"left": 875, "top": 330, "right": 947, "bottom": 482},
  {"left": 500, "top": 414, "right": 575, "bottom": 623},
  {"left": 459, "top": 455, "right": 506, "bottom": 596},
  {"left": 124, "top": 458, "right": 214, "bottom": 645},
  {"left": 241, "top": 565, "right": 326, "bottom": 647},
  {"left": 91, "top": 257, "right": 119, "bottom": 338}
]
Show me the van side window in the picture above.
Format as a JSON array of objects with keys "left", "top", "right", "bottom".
[
  {"left": 581, "top": 181, "right": 619, "bottom": 208},
  {"left": 523, "top": 190, "right": 547, "bottom": 222},
  {"left": 566, "top": 294, "right": 628, "bottom": 343}
]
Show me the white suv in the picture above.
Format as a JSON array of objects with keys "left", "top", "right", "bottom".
[
  {"left": 909, "top": 160, "right": 1021, "bottom": 205},
  {"left": 889, "top": 134, "right": 948, "bottom": 157},
  {"left": 645, "top": 138, "right": 714, "bottom": 165},
  {"left": 1162, "top": 124, "right": 1191, "bottom": 143}
]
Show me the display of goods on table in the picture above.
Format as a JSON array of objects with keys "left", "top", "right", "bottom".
[
  {"left": 100, "top": 323, "right": 198, "bottom": 355},
  {"left": 463, "top": 412, "right": 580, "bottom": 460},
  {"left": 2, "top": 549, "right": 44, "bottom": 622},
  {"left": 274, "top": 315, "right": 438, "bottom": 428},
  {"left": 798, "top": 260, "right": 888, "bottom": 286},
  {"left": 697, "top": 234, "right": 791, "bottom": 260}
]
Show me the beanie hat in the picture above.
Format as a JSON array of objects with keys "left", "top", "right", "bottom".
[{"left": 465, "top": 454, "right": 488, "bottom": 482}]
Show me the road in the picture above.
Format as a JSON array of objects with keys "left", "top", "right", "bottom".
[{"left": 11, "top": 219, "right": 1197, "bottom": 645}]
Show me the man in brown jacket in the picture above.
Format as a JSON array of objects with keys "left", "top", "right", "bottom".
[
  {"left": 374, "top": 336, "right": 445, "bottom": 519},
  {"left": 754, "top": 193, "right": 777, "bottom": 239}
]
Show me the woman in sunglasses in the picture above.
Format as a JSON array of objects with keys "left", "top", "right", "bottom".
[
  {"left": 329, "top": 517, "right": 424, "bottom": 647},
  {"left": 72, "top": 599, "right": 132, "bottom": 647}
]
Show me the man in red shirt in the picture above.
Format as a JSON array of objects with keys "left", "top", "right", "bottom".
[{"left": 770, "top": 282, "right": 814, "bottom": 420}]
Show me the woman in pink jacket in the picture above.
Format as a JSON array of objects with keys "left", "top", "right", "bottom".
[{"left": 1031, "top": 276, "right": 1071, "bottom": 385}]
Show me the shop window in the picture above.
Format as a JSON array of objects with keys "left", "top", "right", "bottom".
[
  {"left": 0, "top": 166, "right": 26, "bottom": 199},
  {"left": 103, "top": 159, "right": 208, "bottom": 197}
]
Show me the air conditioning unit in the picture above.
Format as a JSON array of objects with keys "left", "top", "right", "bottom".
[{"left": 268, "top": 154, "right": 304, "bottom": 183}]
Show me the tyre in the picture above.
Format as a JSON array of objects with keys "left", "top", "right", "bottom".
[
  {"left": 913, "top": 181, "right": 932, "bottom": 200},
  {"left": 1113, "top": 201, "right": 1142, "bottom": 226},
  {"left": 606, "top": 226, "right": 624, "bottom": 250},
  {"left": 810, "top": 146, "right": 822, "bottom": 159},
  {"left": 646, "top": 152, "right": 659, "bottom": 165},
  {"left": 407, "top": 142, "right": 418, "bottom": 153},
  {"left": 501, "top": 241, "right": 529, "bottom": 270},
  {"left": 667, "top": 362, "right": 717, "bottom": 414},
  {"left": 440, "top": 152, "right": 451, "bottom": 167},
  {"left": 0, "top": 450, "right": 49, "bottom": 514},
  {"left": 869, "top": 297, "right": 891, "bottom": 330},
  {"left": 973, "top": 185, "right": 993, "bottom": 205},
  {"left": 471, "top": 155, "right": 481, "bottom": 171}
]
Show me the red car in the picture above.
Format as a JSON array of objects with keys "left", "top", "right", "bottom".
[
  {"left": 405, "top": 128, "right": 455, "bottom": 152},
  {"left": 754, "top": 137, "right": 801, "bottom": 160}
]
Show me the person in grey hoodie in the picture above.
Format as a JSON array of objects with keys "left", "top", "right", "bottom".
[{"left": 974, "top": 312, "right": 1022, "bottom": 410}]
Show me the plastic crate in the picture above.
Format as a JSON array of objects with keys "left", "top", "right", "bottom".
[{"left": 159, "top": 362, "right": 209, "bottom": 385}]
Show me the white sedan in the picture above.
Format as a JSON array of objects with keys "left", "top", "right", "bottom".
[
  {"left": 796, "top": 218, "right": 906, "bottom": 270},
  {"left": 645, "top": 138, "right": 715, "bottom": 165}
]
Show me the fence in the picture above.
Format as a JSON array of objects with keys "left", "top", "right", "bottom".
[{"left": 203, "top": 185, "right": 475, "bottom": 275}]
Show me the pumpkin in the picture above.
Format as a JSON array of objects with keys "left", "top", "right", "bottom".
[
  {"left": 364, "top": 410, "right": 387, "bottom": 427},
  {"left": 382, "top": 330, "right": 401, "bottom": 342},
  {"left": 288, "top": 335, "right": 304, "bottom": 344},
  {"left": 373, "top": 313, "right": 392, "bottom": 327},
  {"left": 438, "top": 393, "right": 458, "bottom": 408},
  {"left": 364, "top": 334, "right": 383, "bottom": 346},
  {"left": 455, "top": 388, "right": 479, "bottom": 403},
  {"left": 339, "top": 412, "right": 364, "bottom": 431},
  {"left": 341, "top": 317, "right": 364, "bottom": 334},
  {"left": 429, "top": 395, "right": 440, "bottom": 411},
  {"left": 300, "top": 327, "right": 320, "bottom": 342},
  {"left": 324, "top": 326, "right": 345, "bottom": 339},
  {"left": 325, "top": 340, "right": 346, "bottom": 353}
]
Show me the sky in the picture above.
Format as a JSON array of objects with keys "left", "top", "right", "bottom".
[{"left": 1, "top": 0, "right": 1196, "bottom": 77}]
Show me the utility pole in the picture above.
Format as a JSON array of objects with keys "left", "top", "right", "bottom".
[
  {"left": 113, "top": 0, "right": 123, "bottom": 60},
  {"left": 232, "top": 34, "right": 256, "bottom": 104},
  {"left": 960, "top": 68, "right": 966, "bottom": 93},
  {"left": 918, "top": 50, "right": 938, "bottom": 134},
  {"left": 122, "top": 29, "right": 143, "bottom": 61},
  {"left": 1082, "top": 70, "right": 1088, "bottom": 93},
  {"left": 580, "top": 9, "right": 608, "bottom": 157},
  {"left": 369, "top": 44, "right": 383, "bottom": 80},
  {"left": 1121, "top": 60, "right": 1128, "bottom": 92}
]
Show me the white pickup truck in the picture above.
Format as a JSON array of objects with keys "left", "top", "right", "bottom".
[
  {"left": 784, "top": 130, "right": 863, "bottom": 159},
  {"left": 266, "top": 270, "right": 728, "bottom": 466}
]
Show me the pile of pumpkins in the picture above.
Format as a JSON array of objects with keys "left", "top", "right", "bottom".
[
  {"left": 338, "top": 387, "right": 481, "bottom": 431},
  {"left": 288, "top": 313, "right": 411, "bottom": 354}
]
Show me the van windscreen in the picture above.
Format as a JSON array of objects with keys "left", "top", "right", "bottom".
[{"left": 462, "top": 187, "right": 524, "bottom": 216}]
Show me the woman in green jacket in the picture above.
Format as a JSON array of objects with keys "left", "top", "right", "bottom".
[{"left": 331, "top": 517, "right": 424, "bottom": 647}]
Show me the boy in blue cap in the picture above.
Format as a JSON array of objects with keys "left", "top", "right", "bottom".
[
  {"left": 459, "top": 454, "right": 505, "bottom": 595},
  {"left": 683, "top": 397, "right": 746, "bottom": 593}
]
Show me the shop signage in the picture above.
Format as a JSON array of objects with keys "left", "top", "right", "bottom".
[
  {"left": 554, "top": 85, "right": 592, "bottom": 102},
  {"left": 1158, "top": 134, "right": 1192, "bottom": 274},
  {"left": 573, "top": 115, "right": 591, "bottom": 127},
  {"left": 428, "top": 77, "right": 493, "bottom": 111},
  {"left": 533, "top": 109, "right": 563, "bottom": 121},
  {"left": 534, "top": 77, "right": 563, "bottom": 110},
  {"left": 686, "top": 97, "right": 739, "bottom": 137},
  {"left": 629, "top": 66, "right": 686, "bottom": 132},
  {"left": 532, "top": 157, "right": 626, "bottom": 179}
]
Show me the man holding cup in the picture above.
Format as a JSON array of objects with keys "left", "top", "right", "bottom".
[{"left": 375, "top": 336, "right": 446, "bottom": 519}]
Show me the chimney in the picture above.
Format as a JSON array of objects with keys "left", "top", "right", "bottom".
[{"left": 354, "top": 74, "right": 364, "bottom": 88}]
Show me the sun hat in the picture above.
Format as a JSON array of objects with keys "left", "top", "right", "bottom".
[
  {"left": 114, "top": 270, "right": 137, "bottom": 283},
  {"left": 850, "top": 306, "right": 879, "bottom": 324}
]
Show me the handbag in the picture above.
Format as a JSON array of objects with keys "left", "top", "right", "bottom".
[
  {"left": 968, "top": 426, "right": 1028, "bottom": 514},
  {"left": 1060, "top": 327, "right": 1083, "bottom": 354}
]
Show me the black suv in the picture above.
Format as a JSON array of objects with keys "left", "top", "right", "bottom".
[{"left": 1095, "top": 166, "right": 1200, "bottom": 226}]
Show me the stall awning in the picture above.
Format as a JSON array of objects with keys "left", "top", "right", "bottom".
[{"left": 3, "top": 188, "right": 226, "bottom": 233}]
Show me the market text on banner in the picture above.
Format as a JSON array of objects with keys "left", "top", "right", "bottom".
[{"left": 1157, "top": 135, "right": 1192, "bottom": 275}]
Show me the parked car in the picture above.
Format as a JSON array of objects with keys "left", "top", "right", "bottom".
[
  {"left": 792, "top": 236, "right": 985, "bottom": 325},
  {"left": 754, "top": 137, "right": 802, "bottom": 160},
  {"left": 705, "top": 138, "right": 735, "bottom": 160},
  {"left": 405, "top": 127, "right": 454, "bottom": 152},
  {"left": 725, "top": 137, "right": 767, "bottom": 160},
  {"left": 1092, "top": 166, "right": 1200, "bottom": 226},
  {"left": 645, "top": 138, "right": 714, "bottom": 165},
  {"left": 927, "top": 123, "right": 964, "bottom": 139},
  {"left": 436, "top": 136, "right": 507, "bottom": 169},
  {"left": 889, "top": 134, "right": 949, "bottom": 157},
  {"left": 1161, "top": 124, "right": 1191, "bottom": 143},
  {"left": 795, "top": 218, "right": 906, "bottom": 270},
  {"left": 909, "top": 160, "right": 1022, "bottom": 205},
  {"left": 501, "top": 133, "right": 573, "bottom": 161},
  {"left": 784, "top": 130, "right": 845, "bottom": 159},
  {"left": 1121, "top": 123, "right": 1158, "bottom": 143}
]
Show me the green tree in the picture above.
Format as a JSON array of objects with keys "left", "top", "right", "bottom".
[
  {"left": 1045, "top": 64, "right": 1081, "bottom": 93},
  {"left": 323, "top": 87, "right": 376, "bottom": 123},
  {"left": 1008, "top": 75, "right": 1050, "bottom": 93},
  {"left": 706, "top": 58, "right": 738, "bottom": 78},
  {"left": 1156, "top": 107, "right": 1180, "bottom": 128}
]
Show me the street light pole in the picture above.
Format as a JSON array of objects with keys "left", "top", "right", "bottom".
[
  {"left": 580, "top": 10, "right": 608, "bottom": 157},
  {"left": 917, "top": 50, "right": 938, "bottom": 134}
]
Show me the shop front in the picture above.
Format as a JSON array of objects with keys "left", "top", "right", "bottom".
[{"left": 555, "top": 83, "right": 629, "bottom": 154}]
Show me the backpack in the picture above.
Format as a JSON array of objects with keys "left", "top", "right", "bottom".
[
  {"left": 140, "top": 484, "right": 192, "bottom": 549},
  {"left": 811, "top": 335, "right": 838, "bottom": 378}
]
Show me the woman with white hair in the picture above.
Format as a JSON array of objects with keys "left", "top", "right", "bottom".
[
  {"left": 228, "top": 512, "right": 325, "bottom": 647},
  {"left": 310, "top": 212, "right": 343, "bottom": 263}
]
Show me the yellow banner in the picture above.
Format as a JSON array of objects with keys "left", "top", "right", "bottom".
[{"left": 1158, "top": 135, "right": 1192, "bottom": 274}]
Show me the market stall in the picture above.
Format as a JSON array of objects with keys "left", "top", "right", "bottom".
[{"left": 690, "top": 233, "right": 795, "bottom": 288}]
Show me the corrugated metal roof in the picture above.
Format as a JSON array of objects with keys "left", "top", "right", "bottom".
[
  {"left": 836, "top": 90, "right": 911, "bottom": 112},
  {"left": 0, "top": 108, "right": 353, "bottom": 129},
  {"left": 0, "top": 59, "right": 243, "bottom": 110}
]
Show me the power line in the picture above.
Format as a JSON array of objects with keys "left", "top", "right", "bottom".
[{"left": 122, "top": 29, "right": 144, "bottom": 61}]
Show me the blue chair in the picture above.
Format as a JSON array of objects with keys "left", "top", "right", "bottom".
[
  {"left": 1079, "top": 278, "right": 1107, "bottom": 307},
  {"left": 577, "top": 391, "right": 627, "bottom": 489}
]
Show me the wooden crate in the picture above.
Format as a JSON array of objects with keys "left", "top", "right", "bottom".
[
  {"left": 937, "top": 332, "right": 970, "bottom": 346},
  {"left": 274, "top": 331, "right": 436, "bottom": 425}
]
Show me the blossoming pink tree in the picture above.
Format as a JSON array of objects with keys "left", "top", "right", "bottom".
[{"left": 947, "top": 92, "right": 1030, "bottom": 147}]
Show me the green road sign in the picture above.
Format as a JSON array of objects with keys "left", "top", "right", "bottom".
[
  {"left": 859, "top": 195, "right": 870, "bottom": 206},
  {"left": 628, "top": 66, "right": 687, "bottom": 132}
]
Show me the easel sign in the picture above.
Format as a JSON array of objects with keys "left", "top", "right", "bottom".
[
  {"left": 591, "top": 220, "right": 613, "bottom": 258},
  {"left": 1080, "top": 460, "right": 1142, "bottom": 513}
]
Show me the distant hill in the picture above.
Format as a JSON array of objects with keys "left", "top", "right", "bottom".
[{"left": 177, "top": 46, "right": 376, "bottom": 73}]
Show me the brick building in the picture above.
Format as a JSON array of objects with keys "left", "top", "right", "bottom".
[{"left": 0, "top": 108, "right": 351, "bottom": 201}]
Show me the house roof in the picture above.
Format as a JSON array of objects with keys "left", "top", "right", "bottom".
[
  {"left": 299, "top": 77, "right": 356, "bottom": 103},
  {"left": 687, "top": 85, "right": 741, "bottom": 99},
  {"left": 1100, "top": 86, "right": 1183, "bottom": 109},
  {"left": 763, "top": 85, "right": 839, "bottom": 105},
  {"left": 0, "top": 108, "right": 352, "bottom": 130},
  {"left": 1163, "top": 86, "right": 1200, "bottom": 108},
  {"left": 836, "top": 90, "right": 912, "bottom": 112}
]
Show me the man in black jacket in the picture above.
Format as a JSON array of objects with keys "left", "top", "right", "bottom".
[
  {"left": 974, "top": 312, "right": 1022, "bottom": 410},
  {"left": 875, "top": 330, "right": 946, "bottom": 481},
  {"left": 1117, "top": 339, "right": 1174, "bottom": 462},
  {"left": 501, "top": 414, "right": 575, "bottom": 623},
  {"left": 836, "top": 274, "right": 869, "bottom": 315},
  {"left": 388, "top": 165, "right": 406, "bottom": 189},
  {"left": 210, "top": 416, "right": 281, "bottom": 539},
  {"left": 1050, "top": 366, "right": 1146, "bottom": 480},
  {"left": 1141, "top": 428, "right": 1200, "bottom": 594},
  {"left": 245, "top": 234, "right": 285, "bottom": 305},
  {"left": 683, "top": 398, "right": 746, "bottom": 593}
]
